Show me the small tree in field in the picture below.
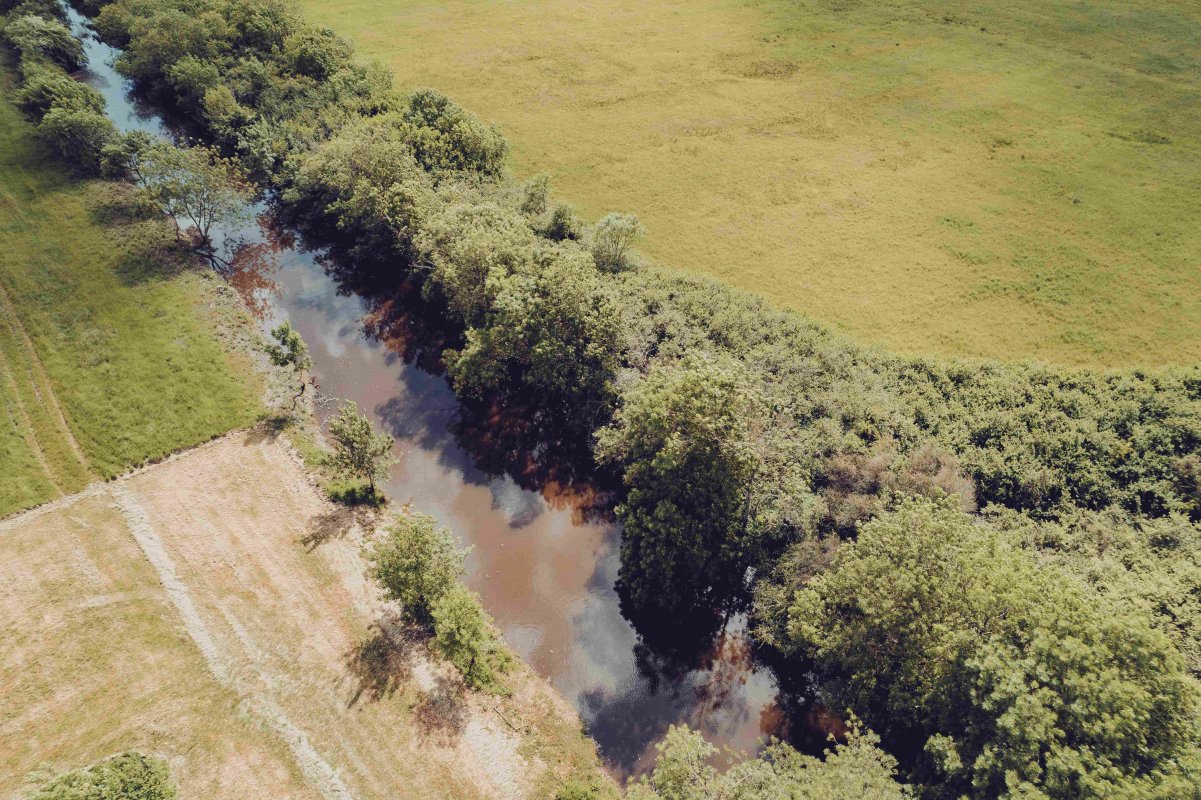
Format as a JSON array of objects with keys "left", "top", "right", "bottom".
[
  {"left": 326, "top": 401, "right": 396, "bottom": 496},
  {"left": 132, "top": 140, "right": 250, "bottom": 269},
  {"left": 262, "top": 321, "right": 312, "bottom": 408},
  {"left": 590, "top": 212, "right": 644, "bottom": 272},
  {"left": 369, "top": 511, "right": 466, "bottom": 625},
  {"left": 431, "top": 583, "right": 506, "bottom": 690}
]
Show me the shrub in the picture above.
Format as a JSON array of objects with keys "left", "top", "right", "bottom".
[
  {"left": 3, "top": 14, "right": 84, "bottom": 70},
  {"left": 369, "top": 511, "right": 466, "bottom": 626},
  {"left": 37, "top": 106, "right": 115, "bottom": 175},
  {"left": 30, "top": 752, "right": 176, "bottom": 800},
  {"left": 15, "top": 61, "right": 105, "bottom": 119},
  {"left": 430, "top": 583, "right": 509, "bottom": 691},
  {"left": 590, "top": 212, "right": 644, "bottom": 272}
]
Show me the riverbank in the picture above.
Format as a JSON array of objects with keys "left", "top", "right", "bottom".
[
  {"left": 0, "top": 63, "right": 261, "bottom": 516},
  {"left": 0, "top": 428, "right": 611, "bottom": 798},
  {"left": 0, "top": 49, "right": 611, "bottom": 796}
]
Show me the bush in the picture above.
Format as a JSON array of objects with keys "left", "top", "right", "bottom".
[
  {"left": 37, "top": 106, "right": 116, "bottom": 175},
  {"left": 30, "top": 752, "right": 176, "bottom": 800},
  {"left": 369, "top": 511, "right": 466, "bottom": 625},
  {"left": 430, "top": 583, "right": 509, "bottom": 691},
  {"left": 3, "top": 14, "right": 84, "bottom": 70},
  {"left": 15, "top": 61, "right": 105, "bottom": 119}
]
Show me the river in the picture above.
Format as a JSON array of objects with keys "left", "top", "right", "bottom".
[{"left": 66, "top": 5, "right": 799, "bottom": 777}]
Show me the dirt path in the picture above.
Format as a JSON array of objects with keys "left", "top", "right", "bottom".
[
  {"left": 111, "top": 481, "right": 359, "bottom": 800},
  {"left": 116, "top": 429, "right": 541, "bottom": 799}
]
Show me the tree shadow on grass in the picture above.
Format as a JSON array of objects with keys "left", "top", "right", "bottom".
[
  {"left": 301, "top": 505, "right": 365, "bottom": 551},
  {"left": 413, "top": 670, "right": 469, "bottom": 745},
  {"left": 346, "top": 613, "right": 418, "bottom": 707}
]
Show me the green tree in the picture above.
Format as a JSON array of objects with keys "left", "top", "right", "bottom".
[
  {"left": 400, "top": 88, "right": 507, "bottom": 176},
  {"left": 417, "top": 201, "right": 538, "bottom": 325},
  {"left": 446, "top": 246, "right": 621, "bottom": 437},
  {"left": 628, "top": 722, "right": 910, "bottom": 800},
  {"left": 431, "top": 583, "right": 506, "bottom": 691},
  {"left": 285, "top": 114, "right": 433, "bottom": 262},
  {"left": 325, "top": 401, "right": 397, "bottom": 495},
  {"left": 130, "top": 141, "right": 250, "bottom": 268},
  {"left": 3, "top": 14, "right": 83, "bottom": 70},
  {"left": 779, "top": 498, "right": 1200, "bottom": 800},
  {"left": 15, "top": 61, "right": 105, "bottom": 119},
  {"left": 590, "top": 212, "right": 644, "bottom": 272},
  {"left": 262, "top": 321, "right": 312, "bottom": 408},
  {"left": 596, "top": 354, "right": 764, "bottom": 616},
  {"left": 36, "top": 106, "right": 115, "bottom": 175},
  {"left": 369, "top": 511, "right": 466, "bottom": 625}
]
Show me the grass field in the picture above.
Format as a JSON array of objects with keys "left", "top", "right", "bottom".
[
  {"left": 298, "top": 0, "right": 1201, "bottom": 366},
  {"left": 0, "top": 431, "right": 608, "bottom": 798},
  {"left": 0, "top": 68, "right": 261, "bottom": 516}
]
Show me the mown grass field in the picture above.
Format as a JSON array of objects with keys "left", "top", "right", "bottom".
[
  {"left": 0, "top": 432, "right": 609, "bottom": 798},
  {"left": 0, "top": 67, "right": 261, "bottom": 516},
  {"left": 299, "top": 0, "right": 1201, "bottom": 366}
]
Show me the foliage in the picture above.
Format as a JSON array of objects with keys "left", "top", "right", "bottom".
[
  {"left": 430, "top": 582, "right": 508, "bottom": 691},
  {"left": 324, "top": 400, "right": 396, "bottom": 494},
  {"left": 283, "top": 114, "right": 433, "bottom": 261},
  {"left": 596, "top": 354, "right": 766, "bottom": 616},
  {"left": 400, "top": 88, "right": 507, "bottom": 176},
  {"left": 590, "top": 212, "right": 643, "bottom": 273},
  {"left": 29, "top": 752, "right": 176, "bottom": 800},
  {"left": 369, "top": 510, "right": 466, "bottom": 625},
  {"left": 36, "top": 105, "right": 115, "bottom": 175},
  {"left": 996, "top": 507, "right": 1201, "bottom": 678},
  {"left": 129, "top": 140, "right": 250, "bottom": 265},
  {"left": 628, "top": 723, "right": 910, "bottom": 800},
  {"left": 775, "top": 498, "right": 1200, "bottom": 800},
  {"left": 416, "top": 200, "right": 538, "bottom": 325},
  {"left": 3, "top": 14, "right": 83, "bottom": 70},
  {"left": 15, "top": 60, "right": 105, "bottom": 118},
  {"left": 446, "top": 244, "right": 621, "bottom": 437},
  {"left": 262, "top": 320, "right": 311, "bottom": 408}
]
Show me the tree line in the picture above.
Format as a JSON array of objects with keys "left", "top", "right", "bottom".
[{"left": 5, "top": 0, "right": 1200, "bottom": 797}]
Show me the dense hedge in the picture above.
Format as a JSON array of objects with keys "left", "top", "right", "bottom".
[{"left": 36, "top": 1, "right": 1201, "bottom": 795}]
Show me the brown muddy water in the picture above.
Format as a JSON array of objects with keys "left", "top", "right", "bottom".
[{"left": 69, "top": 6, "right": 813, "bottom": 776}]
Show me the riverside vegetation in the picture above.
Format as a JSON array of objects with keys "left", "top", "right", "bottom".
[{"left": 5, "top": 0, "right": 1200, "bottom": 798}]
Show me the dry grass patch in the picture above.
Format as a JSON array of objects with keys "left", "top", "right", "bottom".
[{"left": 0, "top": 430, "right": 608, "bottom": 799}]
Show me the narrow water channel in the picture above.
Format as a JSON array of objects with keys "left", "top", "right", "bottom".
[{"left": 67, "top": 7, "right": 793, "bottom": 776}]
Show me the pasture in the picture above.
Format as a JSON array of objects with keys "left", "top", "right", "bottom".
[
  {"left": 0, "top": 67, "right": 261, "bottom": 516},
  {"left": 298, "top": 0, "right": 1201, "bottom": 366}
]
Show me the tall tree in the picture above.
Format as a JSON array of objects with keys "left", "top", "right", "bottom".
[
  {"left": 131, "top": 141, "right": 250, "bottom": 269},
  {"left": 779, "top": 498, "right": 1200, "bottom": 800},
  {"left": 596, "top": 354, "right": 764, "bottom": 618}
]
